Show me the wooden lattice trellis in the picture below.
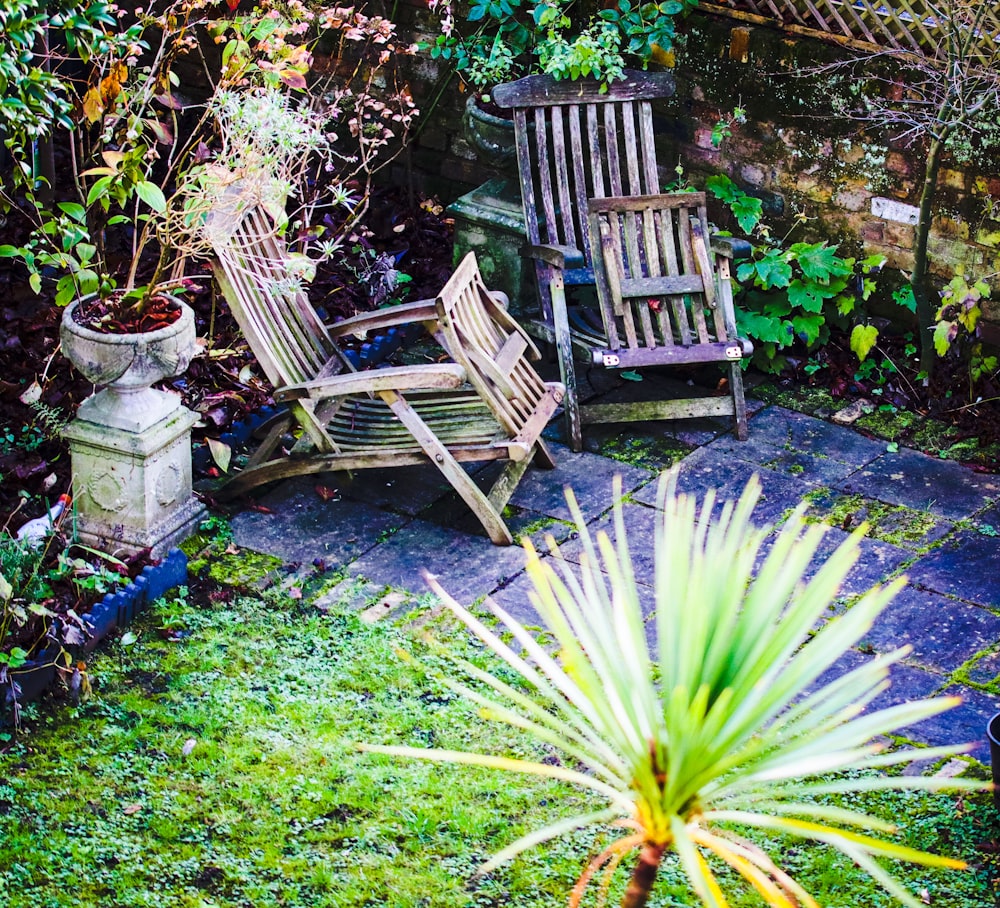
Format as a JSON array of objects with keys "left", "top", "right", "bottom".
[{"left": 699, "top": 0, "right": 1000, "bottom": 62}]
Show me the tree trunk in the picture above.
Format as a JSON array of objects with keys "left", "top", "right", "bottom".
[
  {"left": 620, "top": 841, "right": 666, "bottom": 908},
  {"left": 911, "top": 131, "right": 946, "bottom": 377}
]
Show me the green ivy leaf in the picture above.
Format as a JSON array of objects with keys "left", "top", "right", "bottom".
[
  {"left": 789, "top": 242, "right": 852, "bottom": 282},
  {"left": 705, "top": 173, "right": 738, "bottom": 203},
  {"left": 850, "top": 323, "right": 879, "bottom": 362},
  {"left": 735, "top": 309, "right": 786, "bottom": 345},
  {"left": 135, "top": 181, "right": 167, "bottom": 213},
  {"left": 748, "top": 249, "right": 792, "bottom": 289},
  {"left": 791, "top": 312, "right": 825, "bottom": 346},
  {"left": 933, "top": 320, "right": 956, "bottom": 357},
  {"left": 787, "top": 280, "right": 828, "bottom": 313},
  {"left": 57, "top": 202, "right": 87, "bottom": 222},
  {"left": 730, "top": 194, "right": 762, "bottom": 234}
]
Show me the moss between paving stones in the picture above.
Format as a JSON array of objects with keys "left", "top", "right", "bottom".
[
  {"left": 755, "top": 381, "right": 1000, "bottom": 468},
  {"left": 803, "top": 489, "right": 941, "bottom": 550},
  {"left": 596, "top": 431, "right": 695, "bottom": 471}
]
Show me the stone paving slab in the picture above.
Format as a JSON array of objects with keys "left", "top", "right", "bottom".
[
  {"left": 801, "top": 488, "right": 954, "bottom": 552},
  {"left": 904, "top": 525, "right": 1000, "bottom": 608},
  {"left": 715, "top": 406, "right": 889, "bottom": 471},
  {"left": 759, "top": 525, "right": 914, "bottom": 603},
  {"left": 632, "top": 445, "right": 811, "bottom": 527},
  {"left": 231, "top": 479, "right": 408, "bottom": 565},
  {"left": 555, "top": 501, "right": 660, "bottom": 581},
  {"left": 335, "top": 462, "right": 468, "bottom": 516},
  {"left": 910, "top": 685, "right": 999, "bottom": 764},
  {"left": 835, "top": 446, "right": 1000, "bottom": 521},
  {"left": 967, "top": 649, "right": 1000, "bottom": 686},
  {"left": 858, "top": 585, "right": 1000, "bottom": 673},
  {"left": 507, "top": 443, "right": 653, "bottom": 523},
  {"left": 345, "top": 518, "right": 530, "bottom": 604}
]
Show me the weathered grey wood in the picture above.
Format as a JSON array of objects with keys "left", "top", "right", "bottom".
[
  {"left": 206, "top": 189, "right": 563, "bottom": 544},
  {"left": 275, "top": 363, "right": 468, "bottom": 401},
  {"left": 583, "top": 193, "right": 754, "bottom": 442},
  {"left": 494, "top": 70, "right": 676, "bottom": 451},
  {"left": 580, "top": 397, "right": 737, "bottom": 424},
  {"left": 492, "top": 71, "right": 676, "bottom": 107}
]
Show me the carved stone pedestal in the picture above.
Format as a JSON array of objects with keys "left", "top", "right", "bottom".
[
  {"left": 64, "top": 390, "right": 205, "bottom": 559},
  {"left": 448, "top": 178, "right": 534, "bottom": 317}
]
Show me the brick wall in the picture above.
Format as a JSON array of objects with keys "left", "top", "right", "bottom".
[{"left": 392, "top": 5, "right": 1000, "bottom": 323}]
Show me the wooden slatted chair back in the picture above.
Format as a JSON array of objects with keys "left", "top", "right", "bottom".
[
  {"left": 587, "top": 192, "right": 746, "bottom": 370},
  {"left": 492, "top": 72, "right": 676, "bottom": 307},
  {"left": 436, "top": 253, "right": 555, "bottom": 441},
  {"left": 207, "top": 199, "right": 342, "bottom": 389},
  {"left": 587, "top": 193, "right": 745, "bottom": 369}
]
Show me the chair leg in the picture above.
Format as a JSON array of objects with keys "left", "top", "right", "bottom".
[
  {"left": 381, "top": 390, "right": 514, "bottom": 545},
  {"left": 245, "top": 415, "right": 295, "bottom": 470},
  {"left": 729, "top": 361, "right": 749, "bottom": 441},
  {"left": 532, "top": 438, "right": 557, "bottom": 470},
  {"left": 550, "top": 272, "right": 583, "bottom": 452}
]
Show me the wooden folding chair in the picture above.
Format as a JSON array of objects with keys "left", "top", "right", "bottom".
[
  {"left": 204, "top": 187, "right": 563, "bottom": 545},
  {"left": 491, "top": 70, "right": 677, "bottom": 449},
  {"left": 584, "top": 192, "right": 752, "bottom": 441}
]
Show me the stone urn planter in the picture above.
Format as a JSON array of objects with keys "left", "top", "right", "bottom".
[
  {"left": 60, "top": 298, "right": 205, "bottom": 558},
  {"left": 463, "top": 95, "right": 517, "bottom": 165},
  {"left": 60, "top": 298, "right": 197, "bottom": 433},
  {"left": 451, "top": 98, "right": 532, "bottom": 314}
]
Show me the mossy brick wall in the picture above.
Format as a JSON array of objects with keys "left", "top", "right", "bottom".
[
  {"left": 660, "top": 12, "right": 1000, "bottom": 325},
  {"left": 390, "top": 5, "right": 1000, "bottom": 323}
]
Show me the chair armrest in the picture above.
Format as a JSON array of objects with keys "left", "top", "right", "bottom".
[
  {"left": 710, "top": 235, "right": 753, "bottom": 261},
  {"left": 327, "top": 298, "right": 441, "bottom": 338},
  {"left": 275, "top": 363, "right": 468, "bottom": 401},
  {"left": 521, "top": 243, "right": 586, "bottom": 271}
]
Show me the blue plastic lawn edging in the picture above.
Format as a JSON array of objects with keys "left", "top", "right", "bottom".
[
  {"left": 79, "top": 547, "right": 188, "bottom": 650},
  {"left": 2, "top": 548, "right": 188, "bottom": 714}
]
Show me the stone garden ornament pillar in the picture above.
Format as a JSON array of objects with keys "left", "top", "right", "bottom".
[
  {"left": 60, "top": 300, "right": 206, "bottom": 558},
  {"left": 448, "top": 97, "right": 534, "bottom": 315}
]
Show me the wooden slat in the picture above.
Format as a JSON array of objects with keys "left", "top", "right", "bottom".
[
  {"left": 536, "top": 108, "right": 559, "bottom": 247},
  {"left": 567, "top": 104, "right": 591, "bottom": 262},
  {"left": 550, "top": 108, "right": 576, "bottom": 252},
  {"left": 492, "top": 70, "right": 677, "bottom": 107}
]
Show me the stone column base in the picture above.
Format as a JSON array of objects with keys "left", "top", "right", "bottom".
[
  {"left": 63, "top": 393, "right": 206, "bottom": 560},
  {"left": 448, "top": 178, "right": 534, "bottom": 317}
]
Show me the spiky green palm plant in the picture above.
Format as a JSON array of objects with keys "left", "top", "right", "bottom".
[{"left": 364, "top": 472, "right": 983, "bottom": 907}]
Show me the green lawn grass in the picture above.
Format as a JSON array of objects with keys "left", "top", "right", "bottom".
[{"left": 0, "top": 571, "right": 997, "bottom": 907}]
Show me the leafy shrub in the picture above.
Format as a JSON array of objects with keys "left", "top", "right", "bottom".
[
  {"left": 933, "top": 274, "right": 998, "bottom": 393},
  {"left": 706, "top": 175, "right": 885, "bottom": 373},
  {"left": 367, "top": 473, "right": 979, "bottom": 907}
]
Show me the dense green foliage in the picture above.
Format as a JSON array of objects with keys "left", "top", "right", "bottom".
[
  {"left": 0, "top": 550, "right": 995, "bottom": 907},
  {"left": 706, "top": 175, "right": 886, "bottom": 373}
]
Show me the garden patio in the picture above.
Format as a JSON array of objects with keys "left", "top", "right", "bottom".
[{"left": 2, "top": 0, "right": 1000, "bottom": 905}]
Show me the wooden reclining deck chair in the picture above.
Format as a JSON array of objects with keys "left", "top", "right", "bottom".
[
  {"left": 204, "top": 191, "right": 563, "bottom": 545},
  {"left": 585, "top": 192, "right": 753, "bottom": 442},
  {"left": 491, "top": 70, "right": 676, "bottom": 449}
]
